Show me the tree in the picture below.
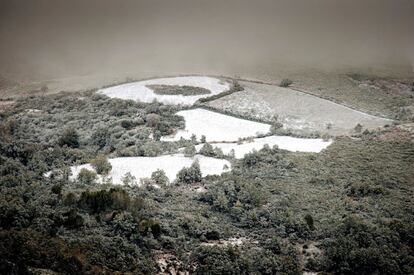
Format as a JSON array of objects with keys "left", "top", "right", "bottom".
[
  {"left": 184, "top": 144, "right": 197, "bottom": 157},
  {"left": 58, "top": 128, "right": 80, "bottom": 148},
  {"left": 177, "top": 161, "right": 202, "bottom": 184},
  {"left": 199, "top": 143, "right": 215, "bottom": 157},
  {"left": 91, "top": 155, "right": 112, "bottom": 175},
  {"left": 200, "top": 135, "right": 207, "bottom": 143},
  {"left": 151, "top": 169, "right": 169, "bottom": 185}
]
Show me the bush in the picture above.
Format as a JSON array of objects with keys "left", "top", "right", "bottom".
[
  {"left": 177, "top": 161, "right": 202, "bottom": 184},
  {"left": 77, "top": 168, "right": 97, "bottom": 185},
  {"left": 58, "top": 128, "right": 80, "bottom": 148},
  {"left": 354, "top": 123, "right": 363, "bottom": 133},
  {"left": 192, "top": 246, "right": 248, "bottom": 274},
  {"left": 91, "top": 128, "right": 110, "bottom": 149},
  {"left": 347, "top": 181, "right": 384, "bottom": 197},
  {"left": 146, "top": 113, "right": 161, "bottom": 127},
  {"left": 91, "top": 155, "right": 112, "bottom": 175},
  {"left": 279, "top": 79, "right": 293, "bottom": 87},
  {"left": 199, "top": 143, "right": 215, "bottom": 157},
  {"left": 79, "top": 188, "right": 133, "bottom": 213},
  {"left": 232, "top": 80, "right": 244, "bottom": 92},
  {"left": 120, "top": 120, "right": 135, "bottom": 130},
  {"left": 184, "top": 144, "right": 197, "bottom": 157},
  {"left": 304, "top": 214, "right": 315, "bottom": 231},
  {"left": 151, "top": 169, "right": 169, "bottom": 185}
]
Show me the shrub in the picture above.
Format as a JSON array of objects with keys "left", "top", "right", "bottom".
[
  {"left": 58, "top": 128, "right": 80, "bottom": 148},
  {"left": 232, "top": 80, "right": 244, "bottom": 92},
  {"left": 354, "top": 123, "right": 363, "bottom": 133},
  {"left": 304, "top": 214, "right": 315, "bottom": 231},
  {"left": 279, "top": 79, "right": 293, "bottom": 87},
  {"left": 91, "top": 128, "right": 110, "bottom": 149},
  {"left": 347, "top": 181, "right": 384, "bottom": 197},
  {"left": 79, "top": 188, "right": 133, "bottom": 213},
  {"left": 199, "top": 143, "right": 215, "bottom": 157},
  {"left": 192, "top": 246, "right": 248, "bottom": 274},
  {"left": 138, "top": 219, "right": 162, "bottom": 238},
  {"left": 146, "top": 113, "right": 161, "bottom": 127},
  {"left": 151, "top": 169, "right": 169, "bottom": 185},
  {"left": 121, "top": 172, "right": 137, "bottom": 185},
  {"left": 51, "top": 184, "right": 63, "bottom": 195},
  {"left": 91, "top": 155, "right": 112, "bottom": 175},
  {"left": 120, "top": 120, "right": 135, "bottom": 130},
  {"left": 40, "top": 84, "right": 48, "bottom": 94},
  {"left": 139, "top": 142, "right": 163, "bottom": 157},
  {"left": 77, "top": 168, "right": 97, "bottom": 185},
  {"left": 184, "top": 144, "right": 197, "bottom": 157},
  {"left": 177, "top": 161, "right": 202, "bottom": 184},
  {"left": 270, "top": 115, "right": 283, "bottom": 133},
  {"left": 63, "top": 192, "right": 77, "bottom": 205},
  {"left": 63, "top": 209, "right": 84, "bottom": 229}
]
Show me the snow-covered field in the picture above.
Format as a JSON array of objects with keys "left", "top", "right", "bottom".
[
  {"left": 98, "top": 76, "right": 230, "bottom": 105},
  {"left": 161, "top": 108, "right": 271, "bottom": 142},
  {"left": 70, "top": 154, "right": 230, "bottom": 185},
  {"left": 195, "top": 136, "right": 332, "bottom": 158}
]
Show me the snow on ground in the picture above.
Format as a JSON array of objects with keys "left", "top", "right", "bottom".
[
  {"left": 70, "top": 154, "right": 230, "bottom": 185},
  {"left": 161, "top": 108, "right": 271, "bottom": 142},
  {"left": 195, "top": 136, "right": 332, "bottom": 158},
  {"left": 98, "top": 76, "right": 230, "bottom": 105}
]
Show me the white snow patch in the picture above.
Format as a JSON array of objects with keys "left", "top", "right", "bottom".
[
  {"left": 98, "top": 76, "right": 230, "bottom": 105},
  {"left": 161, "top": 108, "right": 271, "bottom": 142},
  {"left": 69, "top": 154, "right": 230, "bottom": 185},
  {"left": 196, "top": 136, "right": 332, "bottom": 158}
]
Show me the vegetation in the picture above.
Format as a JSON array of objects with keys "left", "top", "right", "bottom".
[
  {"left": 90, "top": 155, "right": 112, "bottom": 175},
  {"left": 77, "top": 168, "right": 97, "bottom": 185},
  {"left": 151, "top": 169, "right": 169, "bottom": 186},
  {"left": 147, "top": 84, "right": 211, "bottom": 96},
  {"left": 183, "top": 144, "right": 197, "bottom": 157},
  {"left": 176, "top": 161, "right": 202, "bottom": 184},
  {"left": 279, "top": 79, "right": 293, "bottom": 87},
  {"left": 0, "top": 90, "right": 413, "bottom": 274},
  {"left": 198, "top": 79, "right": 244, "bottom": 103}
]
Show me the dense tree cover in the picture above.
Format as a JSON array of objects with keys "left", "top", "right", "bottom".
[{"left": 0, "top": 92, "right": 413, "bottom": 274}]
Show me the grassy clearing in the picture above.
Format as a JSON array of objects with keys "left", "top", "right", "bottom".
[{"left": 206, "top": 80, "right": 392, "bottom": 136}]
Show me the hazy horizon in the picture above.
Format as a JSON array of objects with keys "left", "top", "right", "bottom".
[{"left": 1, "top": 0, "right": 413, "bottom": 80}]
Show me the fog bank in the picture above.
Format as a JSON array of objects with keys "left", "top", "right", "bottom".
[{"left": 1, "top": 0, "right": 413, "bottom": 80}]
